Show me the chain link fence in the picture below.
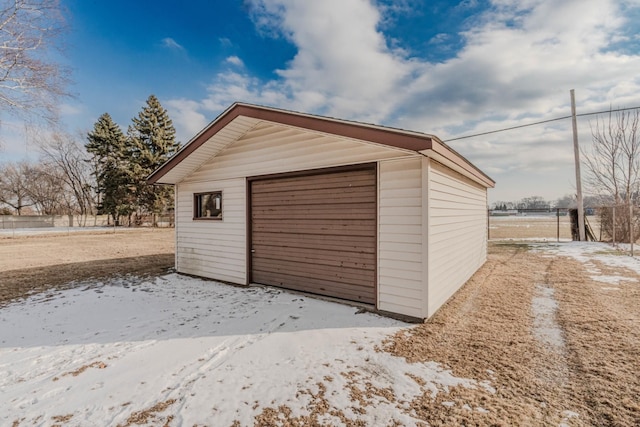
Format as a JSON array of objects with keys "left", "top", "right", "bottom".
[
  {"left": 488, "top": 208, "right": 600, "bottom": 242},
  {"left": 0, "top": 213, "right": 175, "bottom": 230}
]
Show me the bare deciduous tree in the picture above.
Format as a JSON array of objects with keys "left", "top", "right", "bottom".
[
  {"left": 0, "top": 162, "right": 33, "bottom": 214},
  {"left": 22, "top": 162, "right": 66, "bottom": 214},
  {"left": 0, "top": 131, "right": 95, "bottom": 217},
  {"left": 39, "top": 131, "right": 95, "bottom": 222},
  {"left": 583, "top": 109, "right": 640, "bottom": 242},
  {"left": 0, "top": 0, "right": 70, "bottom": 123},
  {"left": 518, "top": 196, "right": 550, "bottom": 210}
]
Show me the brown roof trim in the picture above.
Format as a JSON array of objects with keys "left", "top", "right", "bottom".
[
  {"left": 148, "top": 103, "right": 240, "bottom": 184},
  {"left": 428, "top": 138, "right": 495, "bottom": 187},
  {"left": 233, "top": 104, "right": 434, "bottom": 151},
  {"left": 148, "top": 102, "right": 495, "bottom": 187},
  {"left": 148, "top": 103, "right": 435, "bottom": 184}
]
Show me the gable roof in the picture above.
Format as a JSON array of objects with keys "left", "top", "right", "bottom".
[{"left": 148, "top": 102, "right": 495, "bottom": 188}]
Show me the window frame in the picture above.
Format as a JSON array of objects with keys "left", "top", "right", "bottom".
[{"left": 193, "top": 191, "right": 223, "bottom": 220}]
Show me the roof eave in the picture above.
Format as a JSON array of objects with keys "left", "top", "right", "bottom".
[
  {"left": 147, "top": 102, "right": 494, "bottom": 189},
  {"left": 420, "top": 141, "right": 495, "bottom": 188}
]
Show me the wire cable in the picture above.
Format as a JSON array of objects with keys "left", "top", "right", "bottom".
[{"left": 442, "top": 105, "right": 640, "bottom": 142}]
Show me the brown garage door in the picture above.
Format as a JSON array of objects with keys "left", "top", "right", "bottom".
[{"left": 250, "top": 165, "right": 377, "bottom": 304}]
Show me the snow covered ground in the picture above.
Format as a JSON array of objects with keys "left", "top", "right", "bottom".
[{"left": 1, "top": 274, "right": 486, "bottom": 426}]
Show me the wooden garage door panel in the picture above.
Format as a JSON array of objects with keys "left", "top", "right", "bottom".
[
  {"left": 251, "top": 188, "right": 376, "bottom": 206},
  {"left": 250, "top": 166, "right": 376, "bottom": 304},
  {"left": 252, "top": 219, "right": 375, "bottom": 236},
  {"left": 252, "top": 209, "right": 375, "bottom": 220},
  {"left": 251, "top": 244, "right": 374, "bottom": 269},
  {"left": 251, "top": 171, "right": 374, "bottom": 193},
  {"left": 252, "top": 257, "right": 375, "bottom": 284},
  {"left": 252, "top": 233, "right": 376, "bottom": 252},
  {"left": 252, "top": 270, "right": 376, "bottom": 304}
]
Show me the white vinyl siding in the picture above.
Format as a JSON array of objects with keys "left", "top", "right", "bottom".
[
  {"left": 175, "top": 178, "right": 246, "bottom": 284},
  {"left": 176, "top": 122, "right": 414, "bottom": 290},
  {"left": 427, "top": 160, "right": 488, "bottom": 317},
  {"left": 378, "top": 157, "right": 425, "bottom": 318},
  {"left": 182, "top": 122, "right": 413, "bottom": 183}
]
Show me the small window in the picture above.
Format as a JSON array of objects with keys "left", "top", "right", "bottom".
[{"left": 194, "top": 191, "right": 222, "bottom": 220}]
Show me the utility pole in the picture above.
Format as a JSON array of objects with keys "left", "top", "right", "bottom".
[{"left": 571, "top": 89, "right": 586, "bottom": 241}]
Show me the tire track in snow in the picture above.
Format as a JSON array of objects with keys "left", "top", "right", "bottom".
[
  {"left": 531, "top": 259, "right": 581, "bottom": 426},
  {"left": 3, "top": 339, "right": 161, "bottom": 419},
  {"left": 113, "top": 310, "right": 295, "bottom": 425},
  {"left": 174, "top": 313, "right": 293, "bottom": 417}
]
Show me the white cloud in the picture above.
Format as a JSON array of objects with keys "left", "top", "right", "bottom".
[
  {"left": 429, "top": 33, "right": 450, "bottom": 44},
  {"left": 275, "top": 0, "right": 413, "bottom": 120},
  {"left": 161, "top": 37, "right": 185, "bottom": 51},
  {"left": 164, "top": 99, "right": 209, "bottom": 144},
  {"left": 203, "top": 71, "right": 291, "bottom": 111},
  {"left": 225, "top": 56, "right": 245, "bottom": 67},
  {"left": 167, "top": 0, "right": 640, "bottom": 201}
]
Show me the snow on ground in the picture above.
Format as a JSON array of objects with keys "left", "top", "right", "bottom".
[
  {"left": 535, "top": 241, "right": 640, "bottom": 285},
  {"left": 0, "top": 274, "right": 486, "bottom": 426},
  {"left": 493, "top": 237, "right": 572, "bottom": 242},
  {"left": 531, "top": 285, "right": 564, "bottom": 351}
]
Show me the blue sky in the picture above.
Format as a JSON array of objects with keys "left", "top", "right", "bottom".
[{"left": 2, "top": 0, "right": 640, "bottom": 203}]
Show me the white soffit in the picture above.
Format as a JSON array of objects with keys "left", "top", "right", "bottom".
[{"left": 159, "top": 116, "right": 262, "bottom": 184}]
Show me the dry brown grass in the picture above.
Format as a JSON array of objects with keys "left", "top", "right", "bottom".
[
  {"left": 552, "top": 256, "right": 640, "bottom": 426},
  {"left": 384, "top": 243, "right": 575, "bottom": 425},
  {"left": 0, "top": 228, "right": 174, "bottom": 270},
  {"left": 384, "top": 242, "right": 640, "bottom": 426},
  {"left": 0, "top": 228, "right": 174, "bottom": 307},
  {"left": 50, "top": 413, "right": 74, "bottom": 427},
  {"left": 52, "top": 361, "right": 108, "bottom": 382},
  {"left": 116, "top": 399, "right": 176, "bottom": 427}
]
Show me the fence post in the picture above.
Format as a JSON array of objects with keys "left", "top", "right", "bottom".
[{"left": 557, "top": 208, "right": 560, "bottom": 243}]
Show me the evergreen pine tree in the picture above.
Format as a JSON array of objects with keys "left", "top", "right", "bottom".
[
  {"left": 86, "top": 113, "right": 134, "bottom": 224},
  {"left": 127, "top": 95, "right": 180, "bottom": 223}
]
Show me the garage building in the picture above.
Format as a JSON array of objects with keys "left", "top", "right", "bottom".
[{"left": 148, "top": 103, "right": 495, "bottom": 320}]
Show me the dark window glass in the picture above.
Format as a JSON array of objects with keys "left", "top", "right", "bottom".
[{"left": 194, "top": 192, "right": 222, "bottom": 220}]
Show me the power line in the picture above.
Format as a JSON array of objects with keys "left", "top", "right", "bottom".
[
  {"left": 442, "top": 105, "right": 640, "bottom": 142},
  {"left": 576, "top": 105, "right": 640, "bottom": 118}
]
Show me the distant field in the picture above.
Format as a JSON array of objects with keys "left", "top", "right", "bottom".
[
  {"left": 489, "top": 215, "right": 601, "bottom": 241},
  {"left": 0, "top": 228, "right": 174, "bottom": 306}
]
